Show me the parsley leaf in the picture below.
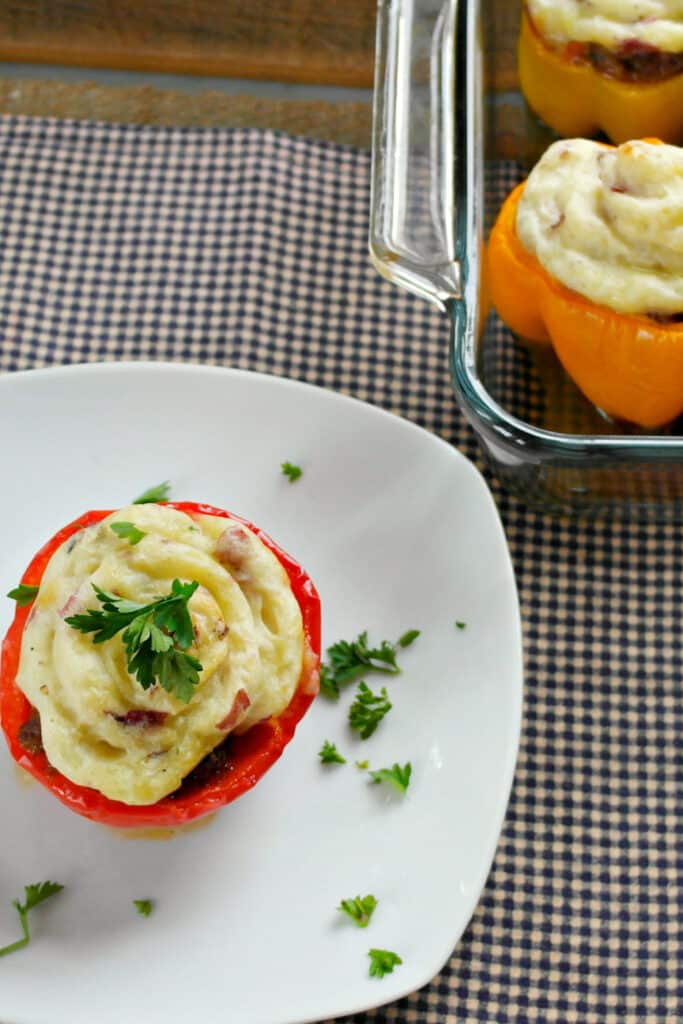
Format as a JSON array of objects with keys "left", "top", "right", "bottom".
[
  {"left": 355, "top": 759, "right": 369, "bottom": 770},
  {"left": 369, "top": 762, "right": 412, "bottom": 794},
  {"left": 152, "top": 647, "right": 202, "bottom": 703},
  {"left": 455, "top": 621, "right": 467, "bottom": 630},
  {"left": 368, "top": 948, "right": 402, "bottom": 978},
  {"left": 0, "top": 881, "right": 64, "bottom": 958},
  {"left": 22, "top": 882, "right": 64, "bottom": 912},
  {"left": 397, "top": 629, "right": 420, "bottom": 648},
  {"left": 7, "top": 583, "right": 39, "bottom": 606},
  {"left": 66, "top": 579, "right": 202, "bottom": 703},
  {"left": 133, "top": 481, "right": 171, "bottom": 504},
  {"left": 319, "top": 740, "right": 346, "bottom": 765},
  {"left": 110, "top": 522, "right": 146, "bottom": 545},
  {"left": 338, "top": 894, "right": 378, "bottom": 928},
  {"left": 281, "top": 461, "right": 303, "bottom": 483},
  {"left": 133, "top": 899, "right": 154, "bottom": 917},
  {"left": 348, "top": 682, "right": 392, "bottom": 739}
]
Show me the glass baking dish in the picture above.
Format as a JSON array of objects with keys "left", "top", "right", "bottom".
[{"left": 370, "top": 0, "right": 683, "bottom": 520}]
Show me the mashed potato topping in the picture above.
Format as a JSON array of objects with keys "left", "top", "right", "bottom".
[
  {"left": 515, "top": 138, "right": 683, "bottom": 315},
  {"left": 16, "top": 504, "right": 305, "bottom": 805},
  {"left": 527, "top": 1, "right": 683, "bottom": 53}
]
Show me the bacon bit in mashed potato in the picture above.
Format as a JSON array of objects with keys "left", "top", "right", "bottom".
[
  {"left": 215, "top": 526, "right": 251, "bottom": 580},
  {"left": 111, "top": 710, "right": 169, "bottom": 728},
  {"left": 216, "top": 689, "right": 251, "bottom": 732},
  {"left": 58, "top": 593, "right": 79, "bottom": 619}
]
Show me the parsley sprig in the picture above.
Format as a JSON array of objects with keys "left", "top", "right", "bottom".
[
  {"left": 348, "top": 682, "right": 392, "bottom": 739},
  {"left": 320, "top": 629, "right": 418, "bottom": 700},
  {"left": 0, "top": 882, "right": 64, "bottom": 958},
  {"left": 66, "top": 580, "right": 203, "bottom": 703},
  {"left": 338, "top": 894, "right": 378, "bottom": 928}
]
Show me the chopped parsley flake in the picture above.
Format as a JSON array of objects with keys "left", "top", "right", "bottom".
[
  {"left": 319, "top": 740, "right": 346, "bottom": 765},
  {"left": 338, "top": 894, "right": 378, "bottom": 928},
  {"left": 397, "top": 629, "right": 420, "bottom": 648},
  {"left": 110, "top": 522, "right": 146, "bottom": 545},
  {"left": 133, "top": 482, "right": 171, "bottom": 504},
  {"left": 348, "top": 682, "right": 392, "bottom": 739},
  {"left": 369, "top": 762, "right": 412, "bottom": 794},
  {"left": 133, "top": 899, "right": 154, "bottom": 917},
  {"left": 281, "top": 462, "right": 303, "bottom": 483},
  {"left": 368, "top": 948, "right": 402, "bottom": 978}
]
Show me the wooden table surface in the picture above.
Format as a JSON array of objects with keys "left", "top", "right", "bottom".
[{"left": 0, "top": 1, "right": 520, "bottom": 90}]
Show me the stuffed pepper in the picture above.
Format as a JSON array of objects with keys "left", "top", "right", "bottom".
[
  {"left": 1, "top": 501, "right": 320, "bottom": 827},
  {"left": 519, "top": 2, "right": 683, "bottom": 143},
  {"left": 487, "top": 137, "right": 683, "bottom": 429}
]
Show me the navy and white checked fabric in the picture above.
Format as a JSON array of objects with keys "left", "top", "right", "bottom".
[{"left": 0, "top": 117, "right": 680, "bottom": 1024}]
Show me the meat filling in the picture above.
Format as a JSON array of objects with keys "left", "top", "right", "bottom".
[
  {"left": 585, "top": 40, "right": 683, "bottom": 83},
  {"left": 170, "top": 738, "right": 236, "bottom": 798},
  {"left": 17, "top": 705, "right": 239, "bottom": 798},
  {"left": 527, "top": 7, "right": 683, "bottom": 83},
  {"left": 17, "top": 710, "right": 43, "bottom": 755}
]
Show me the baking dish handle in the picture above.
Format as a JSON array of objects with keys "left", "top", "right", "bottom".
[{"left": 369, "top": 0, "right": 460, "bottom": 311}]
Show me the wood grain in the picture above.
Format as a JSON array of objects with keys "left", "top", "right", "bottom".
[
  {"left": 0, "top": 1, "right": 377, "bottom": 86},
  {"left": 0, "top": 78, "right": 374, "bottom": 146},
  {"left": 0, "top": 0, "right": 521, "bottom": 91}
]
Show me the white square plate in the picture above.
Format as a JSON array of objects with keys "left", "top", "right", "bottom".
[{"left": 0, "top": 363, "right": 522, "bottom": 1024}]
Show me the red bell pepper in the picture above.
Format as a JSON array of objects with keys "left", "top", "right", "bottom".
[{"left": 0, "top": 502, "right": 321, "bottom": 828}]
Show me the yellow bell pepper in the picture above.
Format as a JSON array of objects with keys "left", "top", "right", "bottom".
[
  {"left": 518, "top": 8, "right": 683, "bottom": 144},
  {"left": 487, "top": 179, "right": 683, "bottom": 430}
]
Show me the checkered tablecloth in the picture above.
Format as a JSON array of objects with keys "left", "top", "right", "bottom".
[{"left": 0, "top": 117, "right": 680, "bottom": 1024}]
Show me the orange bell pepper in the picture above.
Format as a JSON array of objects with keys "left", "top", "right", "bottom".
[
  {"left": 518, "top": 8, "right": 683, "bottom": 144},
  {"left": 487, "top": 181, "right": 683, "bottom": 429}
]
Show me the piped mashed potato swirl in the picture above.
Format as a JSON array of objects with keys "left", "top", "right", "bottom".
[
  {"left": 16, "top": 504, "right": 304, "bottom": 805},
  {"left": 527, "top": 1, "right": 683, "bottom": 53},
  {"left": 515, "top": 138, "right": 683, "bottom": 316}
]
